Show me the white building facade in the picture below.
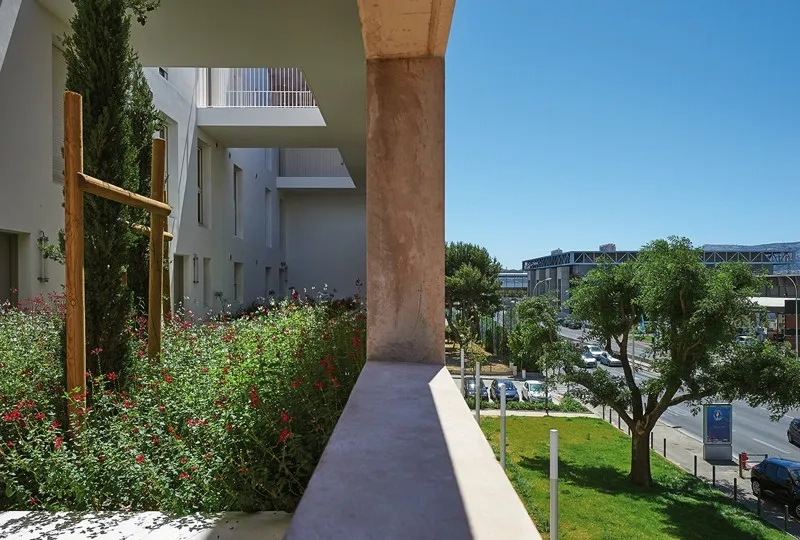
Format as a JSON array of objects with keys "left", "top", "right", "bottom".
[{"left": 0, "top": 0, "right": 366, "bottom": 313}]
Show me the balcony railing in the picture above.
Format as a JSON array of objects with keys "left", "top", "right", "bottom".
[
  {"left": 279, "top": 149, "right": 350, "bottom": 177},
  {"left": 197, "top": 68, "right": 317, "bottom": 108}
]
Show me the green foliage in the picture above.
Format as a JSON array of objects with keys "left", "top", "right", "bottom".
[
  {"left": 0, "top": 296, "right": 366, "bottom": 513},
  {"left": 465, "top": 395, "right": 587, "bottom": 412},
  {"left": 63, "top": 0, "right": 161, "bottom": 375},
  {"left": 566, "top": 236, "right": 800, "bottom": 485},
  {"left": 445, "top": 242, "right": 502, "bottom": 347}
]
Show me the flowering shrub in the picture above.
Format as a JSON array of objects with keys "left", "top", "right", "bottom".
[{"left": 0, "top": 296, "right": 365, "bottom": 514}]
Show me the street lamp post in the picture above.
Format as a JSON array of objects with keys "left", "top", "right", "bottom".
[
  {"left": 784, "top": 276, "right": 799, "bottom": 356},
  {"left": 533, "top": 278, "right": 552, "bottom": 296}
]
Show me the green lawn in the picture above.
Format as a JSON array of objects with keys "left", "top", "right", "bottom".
[{"left": 482, "top": 417, "right": 786, "bottom": 540}]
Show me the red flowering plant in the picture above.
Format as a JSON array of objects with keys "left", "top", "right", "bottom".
[{"left": 0, "top": 295, "right": 366, "bottom": 515}]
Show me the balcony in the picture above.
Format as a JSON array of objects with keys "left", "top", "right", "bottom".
[
  {"left": 278, "top": 148, "right": 354, "bottom": 189},
  {"left": 195, "top": 68, "right": 327, "bottom": 148}
]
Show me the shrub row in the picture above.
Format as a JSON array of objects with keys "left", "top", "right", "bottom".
[{"left": 464, "top": 395, "right": 588, "bottom": 413}]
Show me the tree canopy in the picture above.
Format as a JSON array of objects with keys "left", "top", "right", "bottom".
[
  {"left": 444, "top": 242, "right": 502, "bottom": 347},
  {"left": 566, "top": 237, "right": 800, "bottom": 486}
]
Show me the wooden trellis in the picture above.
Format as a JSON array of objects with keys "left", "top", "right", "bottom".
[{"left": 63, "top": 91, "right": 172, "bottom": 412}]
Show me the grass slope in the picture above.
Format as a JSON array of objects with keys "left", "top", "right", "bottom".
[{"left": 482, "top": 417, "right": 785, "bottom": 540}]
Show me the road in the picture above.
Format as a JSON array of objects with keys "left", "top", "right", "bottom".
[
  {"left": 595, "top": 364, "right": 800, "bottom": 461},
  {"left": 559, "top": 326, "right": 654, "bottom": 361}
]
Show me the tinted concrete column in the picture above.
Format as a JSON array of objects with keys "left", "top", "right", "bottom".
[{"left": 366, "top": 57, "right": 444, "bottom": 364}]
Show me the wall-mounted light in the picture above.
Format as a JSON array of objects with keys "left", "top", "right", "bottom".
[
  {"left": 192, "top": 254, "right": 199, "bottom": 284},
  {"left": 36, "top": 231, "right": 49, "bottom": 283}
]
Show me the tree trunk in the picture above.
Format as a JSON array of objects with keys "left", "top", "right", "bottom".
[{"left": 629, "top": 426, "right": 652, "bottom": 486}]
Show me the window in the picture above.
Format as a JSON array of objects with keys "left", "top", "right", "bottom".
[
  {"left": 234, "top": 166, "right": 243, "bottom": 237},
  {"left": 159, "top": 67, "right": 169, "bottom": 80},
  {"left": 777, "top": 466, "right": 790, "bottom": 484},
  {"left": 52, "top": 45, "right": 67, "bottom": 183},
  {"left": 234, "top": 262, "right": 244, "bottom": 303},
  {"left": 265, "top": 266, "right": 272, "bottom": 297},
  {"left": 157, "top": 126, "right": 169, "bottom": 204},
  {"left": 203, "top": 258, "right": 212, "bottom": 307},
  {"left": 173, "top": 255, "right": 185, "bottom": 315},
  {"left": 265, "top": 188, "right": 273, "bottom": 247},
  {"left": 197, "top": 145, "right": 206, "bottom": 225},
  {"left": 279, "top": 199, "right": 286, "bottom": 252}
]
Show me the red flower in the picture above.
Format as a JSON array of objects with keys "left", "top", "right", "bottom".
[
  {"left": 5, "top": 441, "right": 14, "bottom": 448},
  {"left": 133, "top": 427, "right": 139, "bottom": 434},
  {"left": 203, "top": 453, "right": 212, "bottom": 460},
  {"left": 180, "top": 457, "right": 187, "bottom": 464},
  {"left": 34, "top": 412, "right": 45, "bottom": 420},
  {"left": 226, "top": 424, "right": 233, "bottom": 431},
  {"left": 249, "top": 387, "right": 260, "bottom": 408},
  {"left": 279, "top": 428, "right": 293, "bottom": 444},
  {"left": 135, "top": 454, "right": 144, "bottom": 464},
  {"left": 352, "top": 337, "right": 360, "bottom": 348},
  {"left": 314, "top": 381, "right": 324, "bottom": 390},
  {"left": 106, "top": 372, "right": 117, "bottom": 381},
  {"left": 98, "top": 455, "right": 106, "bottom": 463},
  {"left": 152, "top": 437, "right": 160, "bottom": 445},
  {"left": 281, "top": 412, "right": 293, "bottom": 423},
  {"left": 28, "top": 498, "right": 35, "bottom": 506},
  {"left": 331, "top": 377, "right": 340, "bottom": 388},
  {"left": 164, "top": 375, "right": 173, "bottom": 384},
  {"left": 179, "top": 472, "right": 190, "bottom": 480},
  {"left": 290, "top": 377, "right": 303, "bottom": 389},
  {"left": 54, "top": 436, "right": 62, "bottom": 450},
  {"left": 157, "top": 405, "right": 165, "bottom": 412}
]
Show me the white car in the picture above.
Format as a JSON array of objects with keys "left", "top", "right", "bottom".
[
  {"left": 581, "top": 353, "right": 597, "bottom": 368},
  {"left": 522, "top": 380, "right": 551, "bottom": 403},
  {"left": 600, "top": 352, "right": 623, "bottom": 367},
  {"left": 587, "top": 345, "right": 605, "bottom": 359}
]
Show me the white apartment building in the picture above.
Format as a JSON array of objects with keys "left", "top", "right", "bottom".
[{"left": 0, "top": 0, "right": 367, "bottom": 313}]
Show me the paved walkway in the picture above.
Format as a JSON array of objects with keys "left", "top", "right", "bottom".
[
  {"left": 0, "top": 511, "right": 290, "bottom": 539},
  {"left": 474, "top": 409, "right": 594, "bottom": 418}
]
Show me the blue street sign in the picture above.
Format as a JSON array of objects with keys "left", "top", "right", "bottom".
[{"left": 703, "top": 404, "right": 733, "bottom": 445}]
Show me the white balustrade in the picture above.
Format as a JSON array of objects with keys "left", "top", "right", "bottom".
[{"left": 197, "top": 68, "right": 316, "bottom": 108}]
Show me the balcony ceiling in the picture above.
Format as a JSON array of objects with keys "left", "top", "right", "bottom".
[{"left": 38, "top": 0, "right": 367, "bottom": 190}]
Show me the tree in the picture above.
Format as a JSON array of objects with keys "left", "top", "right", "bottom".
[
  {"left": 63, "top": 0, "right": 160, "bottom": 378},
  {"left": 445, "top": 242, "right": 502, "bottom": 350},
  {"left": 567, "top": 237, "right": 800, "bottom": 486},
  {"left": 509, "top": 295, "right": 580, "bottom": 413}
]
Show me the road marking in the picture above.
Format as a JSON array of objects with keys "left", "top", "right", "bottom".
[{"left": 751, "top": 437, "right": 790, "bottom": 454}]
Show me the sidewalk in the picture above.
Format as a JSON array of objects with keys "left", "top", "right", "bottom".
[
  {"left": 474, "top": 409, "right": 594, "bottom": 418},
  {"left": 590, "top": 403, "right": 800, "bottom": 538}
]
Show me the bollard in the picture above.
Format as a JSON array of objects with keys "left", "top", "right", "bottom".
[
  {"left": 650, "top": 432, "right": 654, "bottom": 449},
  {"left": 663, "top": 438, "right": 667, "bottom": 458},
  {"left": 460, "top": 348, "right": 466, "bottom": 399},
  {"left": 785, "top": 505, "right": 789, "bottom": 532},
  {"left": 474, "top": 362, "right": 481, "bottom": 424},
  {"left": 757, "top": 494, "right": 762, "bottom": 517},
  {"left": 694, "top": 455, "right": 697, "bottom": 477},
  {"left": 628, "top": 426, "right": 630, "bottom": 436},
  {"left": 550, "top": 429, "right": 559, "bottom": 539},
  {"left": 712, "top": 465, "right": 716, "bottom": 486},
  {"left": 733, "top": 478, "right": 737, "bottom": 501},
  {"left": 602, "top": 404, "right": 605, "bottom": 418},
  {"left": 499, "top": 384, "right": 507, "bottom": 470},
  {"left": 617, "top": 415, "right": 621, "bottom": 430}
]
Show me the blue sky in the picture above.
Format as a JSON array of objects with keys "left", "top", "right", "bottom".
[{"left": 445, "top": 1, "right": 800, "bottom": 268}]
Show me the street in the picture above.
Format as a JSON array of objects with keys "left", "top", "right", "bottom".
[{"left": 558, "top": 326, "right": 653, "bottom": 360}]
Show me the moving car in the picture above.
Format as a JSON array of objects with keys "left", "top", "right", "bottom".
[
  {"left": 464, "top": 378, "right": 488, "bottom": 401},
  {"left": 751, "top": 457, "right": 800, "bottom": 518},
  {"left": 490, "top": 379, "right": 520, "bottom": 402},
  {"left": 521, "top": 380, "right": 551, "bottom": 403},
  {"left": 586, "top": 345, "right": 605, "bottom": 359},
  {"left": 581, "top": 353, "right": 597, "bottom": 368},
  {"left": 600, "top": 352, "right": 623, "bottom": 367}
]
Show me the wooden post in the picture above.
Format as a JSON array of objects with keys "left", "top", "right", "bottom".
[
  {"left": 147, "top": 138, "right": 166, "bottom": 358},
  {"left": 64, "top": 91, "right": 86, "bottom": 415},
  {"left": 161, "top": 172, "right": 171, "bottom": 317}
]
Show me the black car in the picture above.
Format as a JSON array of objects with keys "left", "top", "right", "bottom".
[
  {"left": 788, "top": 417, "right": 800, "bottom": 446},
  {"left": 490, "top": 379, "right": 520, "bottom": 402},
  {"left": 751, "top": 457, "right": 800, "bottom": 518},
  {"left": 464, "top": 378, "right": 488, "bottom": 400}
]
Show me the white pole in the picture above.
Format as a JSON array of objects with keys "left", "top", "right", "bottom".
[
  {"left": 475, "top": 361, "right": 481, "bottom": 424},
  {"left": 550, "top": 429, "right": 559, "bottom": 539},
  {"left": 499, "top": 383, "right": 507, "bottom": 469},
  {"left": 460, "top": 347, "right": 466, "bottom": 395}
]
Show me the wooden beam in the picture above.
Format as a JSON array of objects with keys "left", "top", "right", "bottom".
[
  {"left": 63, "top": 91, "right": 86, "bottom": 416},
  {"left": 78, "top": 173, "right": 171, "bottom": 216},
  {"left": 129, "top": 222, "right": 173, "bottom": 241},
  {"left": 147, "top": 138, "right": 166, "bottom": 359}
]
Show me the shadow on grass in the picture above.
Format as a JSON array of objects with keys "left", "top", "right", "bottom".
[{"left": 520, "top": 455, "right": 780, "bottom": 540}]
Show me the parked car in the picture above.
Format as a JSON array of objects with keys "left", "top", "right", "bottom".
[
  {"left": 788, "top": 417, "right": 800, "bottom": 446},
  {"left": 751, "top": 457, "right": 800, "bottom": 518},
  {"left": 490, "top": 379, "right": 520, "bottom": 402},
  {"left": 735, "top": 335, "right": 757, "bottom": 345},
  {"left": 564, "top": 319, "right": 582, "bottom": 329},
  {"left": 581, "top": 353, "right": 597, "bottom": 368},
  {"left": 586, "top": 345, "right": 605, "bottom": 359},
  {"left": 600, "top": 352, "right": 623, "bottom": 367},
  {"left": 522, "top": 380, "right": 551, "bottom": 403},
  {"left": 464, "top": 378, "right": 488, "bottom": 401}
]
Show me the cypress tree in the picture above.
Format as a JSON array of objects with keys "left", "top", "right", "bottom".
[{"left": 62, "top": 0, "right": 160, "bottom": 377}]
